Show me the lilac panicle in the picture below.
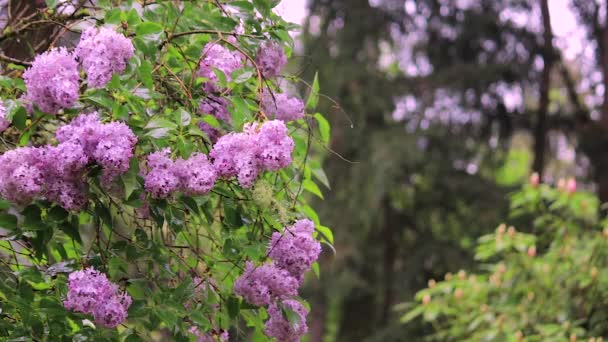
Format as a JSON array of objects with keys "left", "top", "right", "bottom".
[
  {"left": 256, "top": 41, "right": 287, "bottom": 78},
  {"left": 264, "top": 299, "right": 309, "bottom": 342},
  {"left": 23, "top": 47, "right": 80, "bottom": 113},
  {"left": 261, "top": 90, "right": 305, "bottom": 122},
  {"left": 209, "top": 120, "right": 294, "bottom": 188},
  {"left": 75, "top": 26, "right": 135, "bottom": 88},
  {"left": 198, "top": 43, "right": 243, "bottom": 92},
  {"left": 0, "top": 101, "right": 9, "bottom": 132},
  {"left": 268, "top": 219, "right": 321, "bottom": 283},
  {"left": 233, "top": 261, "right": 299, "bottom": 306},
  {"left": 64, "top": 267, "right": 132, "bottom": 328}
]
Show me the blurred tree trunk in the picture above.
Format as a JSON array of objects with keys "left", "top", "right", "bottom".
[{"left": 532, "top": 0, "right": 554, "bottom": 179}]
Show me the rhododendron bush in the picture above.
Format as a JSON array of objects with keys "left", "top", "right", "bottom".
[
  {"left": 0, "top": 1, "right": 333, "bottom": 341},
  {"left": 402, "top": 181, "right": 608, "bottom": 341}
]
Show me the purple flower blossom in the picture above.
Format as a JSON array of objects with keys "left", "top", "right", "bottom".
[
  {"left": 0, "top": 147, "right": 46, "bottom": 205},
  {"left": 75, "top": 26, "right": 134, "bottom": 88},
  {"left": 256, "top": 41, "right": 287, "bottom": 78},
  {"left": 143, "top": 149, "right": 217, "bottom": 198},
  {"left": 56, "top": 112, "right": 137, "bottom": 184},
  {"left": 261, "top": 90, "right": 305, "bottom": 122},
  {"left": 268, "top": 219, "right": 321, "bottom": 283},
  {"left": 233, "top": 262, "right": 299, "bottom": 306},
  {"left": 0, "top": 113, "right": 136, "bottom": 210},
  {"left": 23, "top": 48, "right": 80, "bottom": 113},
  {"left": 64, "top": 267, "right": 131, "bottom": 328},
  {"left": 174, "top": 153, "right": 217, "bottom": 196},
  {"left": 0, "top": 101, "right": 9, "bottom": 132},
  {"left": 143, "top": 149, "right": 180, "bottom": 198},
  {"left": 198, "top": 43, "right": 243, "bottom": 92},
  {"left": 264, "top": 300, "right": 309, "bottom": 342},
  {"left": 256, "top": 120, "right": 295, "bottom": 171},
  {"left": 209, "top": 120, "right": 294, "bottom": 188}
]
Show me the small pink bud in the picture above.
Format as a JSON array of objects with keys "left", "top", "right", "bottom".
[
  {"left": 527, "top": 246, "right": 536, "bottom": 257},
  {"left": 566, "top": 178, "right": 576, "bottom": 194},
  {"left": 530, "top": 172, "right": 540, "bottom": 187},
  {"left": 422, "top": 294, "right": 431, "bottom": 305}
]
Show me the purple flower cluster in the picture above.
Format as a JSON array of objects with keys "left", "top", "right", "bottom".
[
  {"left": 268, "top": 219, "right": 322, "bottom": 284},
  {"left": 75, "top": 27, "right": 135, "bottom": 88},
  {"left": 56, "top": 112, "right": 138, "bottom": 185},
  {"left": 64, "top": 267, "right": 132, "bottom": 328},
  {"left": 198, "top": 43, "right": 243, "bottom": 92},
  {"left": 210, "top": 120, "right": 294, "bottom": 188},
  {"left": 198, "top": 95, "right": 231, "bottom": 142},
  {"left": 256, "top": 41, "right": 287, "bottom": 79},
  {"left": 0, "top": 113, "right": 136, "bottom": 210},
  {"left": 264, "top": 300, "right": 309, "bottom": 342},
  {"left": 261, "top": 90, "right": 305, "bottom": 122},
  {"left": 143, "top": 149, "right": 217, "bottom": 198},
  {"left": 23, "top": 48, "right": 80, "bottom": 113},
  {"left": 233, "top": 262, "right": 299, "bottom": 306},
  {"left": 0, "top": 101, "right": 9, "bottom": 132},
  {"left": 233, "top": 219, "right": 320, "bottom": 341},
  {"left": 188, "top": 326, "right": 229, "bottom": 342}
]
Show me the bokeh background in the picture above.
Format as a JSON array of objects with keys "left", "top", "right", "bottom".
[{"left": 272, "top": 0, "right": 608, "bottom": 340}]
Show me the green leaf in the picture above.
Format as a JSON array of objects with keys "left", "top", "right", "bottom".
[
  {"left": 314, "top": 113, "right": 330, "bottom": 144},
  {"left": 104, "top": 8, "right": 122, "bottom": 24},
  {"left": 311, "top": 262, "right": 320, "bottom": 278},
  {"left": 303, "top": 179, "right": 324, "bottom": 199},
  {"left": 0, "top": 213, "right": 18, "bottom": 230},
  {"left": 11, "top": 106, "right": 27, "bottom": 130},
  {"left": 231, "top": 68, "right": 254, "bottom": 84},
  {"left": 312, "top": 168, "right": 330, "bottom": 189},
  {"left": 174, "top": 108, "right": 191, "bottom": 126},
  {"left": 136, "top": 22, "right": 164, "bottom": 36},
  {"left": 138, "top": 59, "right": 154, "bottom": 89},
  {"left": 316, "top": 225, "right": 333, "bottom": 244},
  {"left": 306, "top": 72, "right": 320, "bottom": 110}
]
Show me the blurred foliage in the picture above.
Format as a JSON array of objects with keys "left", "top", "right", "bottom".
[{"left": 403, "top": 184, "right": 608, "bottom": 341}]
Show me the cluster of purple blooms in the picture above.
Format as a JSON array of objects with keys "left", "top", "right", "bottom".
[
  {"left": 64, "top": 267, "right": 132, "bottom": 328},
  {"left": 75, "top": 26, "right": 135, "bottom": 88},
  {"left": 210, "top": 120, "right": 294, "bottom": 188},
  {"left": 22, "top": 27, "right": 133, "bottom": 113},
  {"left": 198, "top": 43, "right": 243, "bottom": 93},
  {"left": 143, "top": 149, "right": 217, "bottom": 199},
  {"left": 23, "top": 47, "right": 80, "bottom": 113},
  {"left": 0, "top": 101, "right": 9, "bottom": 132},
  {"left": 233, "top": 219, "right": 321, "bottom": 341},
  {"left": 143, "top": 119, "right": 293, "bottom": 197},
  {"left": 0, "top": 113, "right": 136, "bottom": 210},
  {"left": 256, "top": 41, "right": 287, "bottom": 79},
  {"left": 261, "top": 90, "right": 305, "bottom": 122}
]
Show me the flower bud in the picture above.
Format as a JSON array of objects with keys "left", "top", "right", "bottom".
[
  {"left": 527, "top": 246, "right": 536, "bottom": 257},
  {"left": 454, "top": 288, "right": 463, "bottom": 299},
  {"left": 515, "top": 330, "right": 524, "bottom": 341},
  {"left": 427, "top": 279, "right": 436, "bottom": 288},
  {"left": 591, "top": 267, "right": 598, "bottom": 279},
  {"left": 422, "top": 294, "right": 431, "bottom": 305},
  {"left": 508, "top": 226, "right": 517, "bottom": 237},
  {"left": 457, "top": 270, "right": 466, "bottom": 280},
  {"left": 569, "top": 333, "right": 577, "bottom": 342},
  {"left": 496, "top": 224, "right": 506, "bottom": 235},
  {"left": 530, "top": 172, "right": 540, "bottom": 187},
  {"left": 445, "top": 272, "right": 453, "bottom": 281},
  {"left": 567, "top": 178, "right": 577, "bottom": 194}
]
